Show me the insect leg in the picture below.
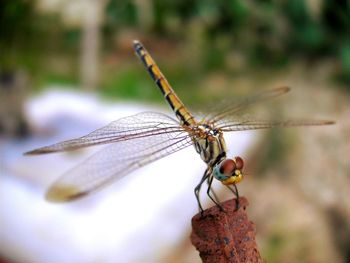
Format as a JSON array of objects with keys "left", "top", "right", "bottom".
[
  {"left": 207, "top": 176, "right": 220, "bottom": 204},
  {"left": 194, "top": 168, "right": 210, "bottom": 214},
  {"left": 206, "top": 174, "right": 224, "bottom": 211},
  {"left": 226, "top": 184, "right": 240, "bottom": 211}
]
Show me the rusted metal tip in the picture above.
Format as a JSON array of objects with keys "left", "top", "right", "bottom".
[{"left": 190, "top": 197, "right": 264, "bottom": 263}]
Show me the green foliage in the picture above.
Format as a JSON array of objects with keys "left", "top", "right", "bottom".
[
  {"left": 0, "top": 0, "right": 78, "bottom": 86},
  {"left": 101, "top": 67, "right": 159, "bottom": 101},
  {"left": 100, "top": 61, "right": 201, "bottom": 104},
  {"left": 263, "top": 232, "right": 286, "bottom": 263},
  {"left": 337, "top": 43, "right": 350, "bottom": 84},
  {"left": 0, "top": 0, "right": 35, "bottom": 43},
  {"left": 340, "top": 44, "right": 350, "bottom": 74},
  {"left": 283, "top": 0, "right": 325, "bottom": 54},
  {"left": 108, "top": 0, "right": 345, "bottom": 79},
  {"left": 105, "top": 0, "right": 137, "bottom": 29},
  {"left": 0, "top": 0, "right": 36, "bottom": 70},
  {"left": 2, "top": 0, "right": 350, "bottom": 92}
]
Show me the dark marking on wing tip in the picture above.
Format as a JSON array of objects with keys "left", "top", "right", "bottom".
[
  {"left": 45, "top": 185, "right": 88, "bottom": 203},
  {"left": 24, "top": 148, "right": 51, "bottom": 155},
  {"left": 322, "top": 120, "right": 335, "bottom": 125},
  {"left": 23, "top": 150, "right": 36, "bottom": 155},
  {"left": 277, "top": 86, "right": 291, "bottom": 93}
]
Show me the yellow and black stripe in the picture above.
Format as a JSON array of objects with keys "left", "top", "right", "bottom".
[{"left": 133, "top": 40, "right": 195, "bottom": 127}]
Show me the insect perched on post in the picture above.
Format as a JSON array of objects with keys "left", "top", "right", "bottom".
[{"left": 25, "top": 40, "right": 334, "bottom": 213}]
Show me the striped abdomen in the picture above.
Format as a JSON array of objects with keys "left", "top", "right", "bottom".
[{"left": 133, "top": 40, "right": 195, "bottom": 127}]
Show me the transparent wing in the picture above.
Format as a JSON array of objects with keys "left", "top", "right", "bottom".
[
  {"left": 45, "top": 128, "right": 193, "bottom": 202},
  {"left": 25, "top": 111, "right": 184, "bottom": 154},
  {"left": 202, "top": 86, "right": 290, "bottom": 123},
  {"left": 217, "top": 117, "right": 334, "bottom": 132}
]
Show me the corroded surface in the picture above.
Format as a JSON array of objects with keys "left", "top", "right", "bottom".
[{"left": 191, "top": 197, "right": 264, "bottom": 263}]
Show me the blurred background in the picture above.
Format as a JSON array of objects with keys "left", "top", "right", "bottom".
[{"left": 0, "top": 0, "right": 349, "bottom": 262}]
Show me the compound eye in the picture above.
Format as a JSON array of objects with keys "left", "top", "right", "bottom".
[
  {"left": 219, "top": 159, "right": 236, "bottom": 176},
  {"left": 234, "top": 156, "right": 244, "bottom": 170}
]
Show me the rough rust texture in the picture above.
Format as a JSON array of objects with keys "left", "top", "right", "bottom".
[{"left": 190, "top": 197, "right": 264, "bottom": 263}]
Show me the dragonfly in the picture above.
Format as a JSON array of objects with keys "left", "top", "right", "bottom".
[{"left": 25, "top": 40, "right": 334, "bottom": 212}]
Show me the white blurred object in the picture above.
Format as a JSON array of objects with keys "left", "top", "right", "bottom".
[{"left": 0, "top": 88, "right": 254, "bottom": 263}]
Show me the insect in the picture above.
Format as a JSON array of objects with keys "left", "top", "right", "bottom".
[{"left": 25, "top": 40, "right": 334, "bottom": 212}]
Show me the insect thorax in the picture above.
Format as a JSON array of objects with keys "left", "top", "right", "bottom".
[{"left": 191, "top": 123, "right": 227, "bottom": 166}]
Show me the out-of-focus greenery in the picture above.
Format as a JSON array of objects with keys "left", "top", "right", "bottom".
[
  {"left": 1, "top": 0, "right": 350, "bottom": 94},
  {"left": 0, "top": 0, "right": 80, "bottom": 88},
  {"left": 104, "top": 0, "right": 350, "bottom": 76}
]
